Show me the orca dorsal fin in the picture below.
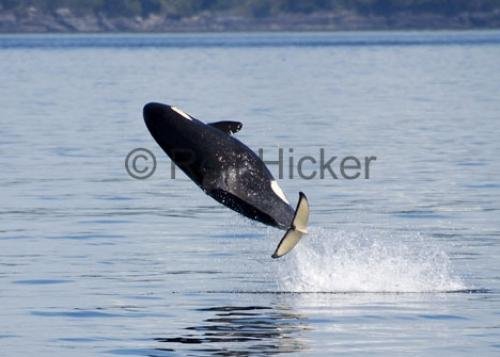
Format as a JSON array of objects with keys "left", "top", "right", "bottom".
[{"left": 208, "top": 121, "right": 243, "bottom": 135}]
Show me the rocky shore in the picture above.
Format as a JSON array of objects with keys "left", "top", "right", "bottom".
[{"left": 1, "top": 7, "right": 500, "bottom": 33}]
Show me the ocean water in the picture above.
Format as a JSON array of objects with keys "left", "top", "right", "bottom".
[{"left": 0, "top": 31, "right": 499, "bottom": 356}]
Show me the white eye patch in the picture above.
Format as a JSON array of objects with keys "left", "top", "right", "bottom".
[{"left": 171, "top": 106, "right": 192, "bottom": 120}]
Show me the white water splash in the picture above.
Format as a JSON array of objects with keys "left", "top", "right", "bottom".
[{"left": 276, "top": 228, "right": 465, "bottom": 293}]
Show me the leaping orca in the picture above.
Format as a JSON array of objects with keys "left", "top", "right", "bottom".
[{"left": 143, "top": 102, "right": 309, "bottom": 258}]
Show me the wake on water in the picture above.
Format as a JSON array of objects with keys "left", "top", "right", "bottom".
[{"left": 273, "top": 227, "right": 466, "bottom": 293}]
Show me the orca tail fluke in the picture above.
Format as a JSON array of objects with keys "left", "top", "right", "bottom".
[{"left": 272, "top": 192, "right": 310, "bottom": 258}]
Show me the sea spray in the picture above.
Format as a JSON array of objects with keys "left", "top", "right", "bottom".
[{"left": 275, "top": 227, "right": 465, "bottom": 293}]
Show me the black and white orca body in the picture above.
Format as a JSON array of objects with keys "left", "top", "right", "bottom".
[{"left": 143, "top": 102, "right": 309, "bottom": 258}]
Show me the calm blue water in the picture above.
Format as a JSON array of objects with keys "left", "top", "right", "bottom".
[{"left": 1, "top": 31, "right": 499, "bottom": 356}]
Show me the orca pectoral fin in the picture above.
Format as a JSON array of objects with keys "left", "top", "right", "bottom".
[
  {"left": 208, "top": 121, "right": 243, "bottom": 134},
  {"left": 272, "top": 192, "right": 310, "bottom": 258}
]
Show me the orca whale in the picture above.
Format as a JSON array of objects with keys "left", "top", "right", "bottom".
[{"left": 143, "top": 102, "right": 309, "bottom": 258}]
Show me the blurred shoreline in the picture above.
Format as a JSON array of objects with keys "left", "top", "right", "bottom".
[{"left": 2, "top": 8, "right": 500, "bottom": 33}]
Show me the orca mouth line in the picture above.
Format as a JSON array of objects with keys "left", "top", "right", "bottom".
[{"left": 198, "top": 288, "right": 491, "bottom": 295}]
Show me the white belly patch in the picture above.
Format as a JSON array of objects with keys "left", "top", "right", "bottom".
[{"left": 271, "top": 180, "right": 289, "bottom": 204}]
